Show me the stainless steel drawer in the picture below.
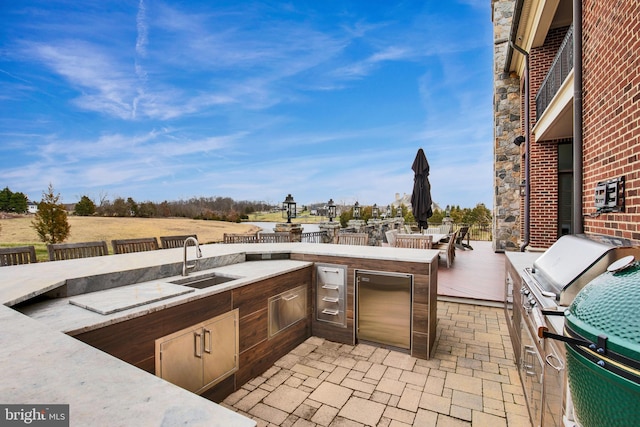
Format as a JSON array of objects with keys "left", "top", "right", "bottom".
[{"left": 268, "top": 285, "right": 307, "bottom": 338}]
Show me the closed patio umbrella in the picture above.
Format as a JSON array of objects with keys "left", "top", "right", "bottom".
[{"left": 411, "top": 148, "right": 433, "bottom": 230}]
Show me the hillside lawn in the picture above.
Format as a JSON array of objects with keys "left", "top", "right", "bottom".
[{"left": 0, "top": 215, "right": 262, "bottom": 261}]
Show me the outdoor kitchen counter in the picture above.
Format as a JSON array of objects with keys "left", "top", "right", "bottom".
[
  {"left": 0, "top": 242, "right": 437, "bottom": 307},
  {"left": 0, "top": 243, "right": 437, "bottom": 427},
  {"left": 0, "top": 304, "right": 255, "bottom": 427}
]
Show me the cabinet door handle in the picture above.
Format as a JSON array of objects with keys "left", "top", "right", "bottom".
[
  {"left": 204, "top": 328, "right": 212, "bottom": 354},
  {"left": 194, "top": 331, "right": 203, "bottom": 358},
  {"left": 322, "top": 285, "right": 339, "bottom": 290},
  {"left": 282, "top": 294, "right": 299, "bottom": 301},
  {"left": 322, "top": 296, "right": 339, "bottom": 303},
  {"left": 545, "top": 353, "right": 564, "bottom": 371}
]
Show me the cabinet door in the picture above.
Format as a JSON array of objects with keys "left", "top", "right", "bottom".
[
  {"left": 202, "top": 309, "right": 239, "bottom": 391},
  {"left": 157, "top": 328, "right": 203, "bottom": 393},
  {"left": 542, "top": 339, "right": 566, "bottom": 427}
]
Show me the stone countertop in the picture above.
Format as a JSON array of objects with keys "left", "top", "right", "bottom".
[
  {"left": 0, "top": 242, "right": 438, "bottom": 307},
  {"left": 18, "top": 259, "right": 313, "bottom": 335},
  {"left": 0, "top": 305, "right": 255, "bottom": 427},
  {"left": 0, "top": 242, "right": 437, "bottom": 427}
]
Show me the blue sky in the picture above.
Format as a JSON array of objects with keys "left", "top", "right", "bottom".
[{"left": 1, "top": 0, "right": 493, "bottom": 210}]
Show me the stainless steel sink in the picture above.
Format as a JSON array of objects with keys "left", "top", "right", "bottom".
[{"left": 170, "top": 273, "right": 239, "bottom": 289}]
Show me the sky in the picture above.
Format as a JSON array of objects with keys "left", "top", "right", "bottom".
[{"left": 1, "top": 0, "right": 494, "bottom": 210}]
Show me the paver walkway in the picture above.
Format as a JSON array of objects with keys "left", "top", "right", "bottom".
[{"left": 223, "top": 301, "right": 531, "bottom": 426}]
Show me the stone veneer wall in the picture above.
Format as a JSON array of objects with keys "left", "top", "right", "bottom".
[{"left": 492, "top": 0, "right": 522, "bottom": 252}]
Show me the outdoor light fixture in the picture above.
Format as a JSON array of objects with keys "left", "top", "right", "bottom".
[
  {"left": 353, "top": 201, "right": 361, "bottom": 220},
  {"left": 372, "top": 204, "right": 379, "bottom": 219},
  {"left": 445, "top": 206, "right": 451, "bottom": 217},
  {"left": 520, "top": 180, "right": 527, "bottom": 197},
  {"left": 282, "top": 193, "right": 296, "bottom": 224},
  {"left": 513, "top": 135, "right": 525, "bottom": 146},
  {"left": 386, "top": 205, "right": 392, "bottom": 218},
  {"left": 327, "top": 198, "right": 336, "bottom": 222},
  {"left": 396, "top": 206, "right": 402, "bottom": 218}
]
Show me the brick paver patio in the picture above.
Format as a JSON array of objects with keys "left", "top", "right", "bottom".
[{"left": 222, "top": 301, "right": 531, "bottom": 426}]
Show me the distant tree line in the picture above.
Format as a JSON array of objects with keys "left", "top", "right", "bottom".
[
  {"left": 89, "top": 196, "right": 271, "bottom": 222},
  {"left": 0, "top": 187, "right": 29, "bottom": 213}
]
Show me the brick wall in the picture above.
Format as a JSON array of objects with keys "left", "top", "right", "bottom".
[
  {"left": 524, "top": 27, "right": 569, "bottom": 248},
  {"left": 582, "top": 1, "right": 640, "bottom": 242}
]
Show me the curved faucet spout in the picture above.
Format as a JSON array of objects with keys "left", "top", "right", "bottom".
[{"left": 182, "top": 236, "right": 202, "bottom": 276}]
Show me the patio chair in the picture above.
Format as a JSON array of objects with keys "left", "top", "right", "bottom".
[
  {"left": 160, "top": 234, "right": 198, "bottom": 249},
  {"left": 223, "top": 233, "right": 259, "bottom": 243},
  {"left": 0, "top": 246, "right": 37, "bottom": 266},
  {"left": 384, "top": 229, "right": 398, "bottom": 247},
  {"left": 111, "top": 237, "right": 159, "bottom": 254},
  {"left": 258, "top": 232, "right": 292, "bottom": 243},
  {"left": 434, "top": 230, "right": 457, "bottom": 268},
  {"left": 337, "top": 233, "right": 369, "bottom": 246},
  {"left": 394, "top": 234, "right": 433, "bottom": 249},
  {"left": 454, "top": 226, "right": 473, "bottom": 250},
  {"left": 47, "top": 241, "right": 109, "bottom": 261}
]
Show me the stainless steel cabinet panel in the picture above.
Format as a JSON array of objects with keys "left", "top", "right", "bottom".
[
  {"left": 356, "top": 271, "right": 412, "bottom": 350},
  {"left": 542, "top": 339, "right": 566, "bottom": 427},
  {"left": 156, "top": 309, "right": 239, "bottom": 394},
  {"left": 203, "top": 311, "right": 239, "bottom": 389},
  {"left": 316, "top": 264, "right": 347, "bottom": 327},
  {"left": 156, "top": 328, "right": 203, "bottom": 392},
  {"left": 268, "top": 285, "right": 307, "bottom": 338},
  {"left": 520, "top": 318, "right": 543, "bottom": 427}
]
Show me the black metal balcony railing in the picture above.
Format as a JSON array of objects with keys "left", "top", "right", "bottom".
[{"left": 536, "top": 24, "right": 574, "bottom": 120}]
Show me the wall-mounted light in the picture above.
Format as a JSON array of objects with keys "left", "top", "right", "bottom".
[
  {"left": 513, "top": 135, "right": 525, "bottom": 146},
  {"left": 327, "top": 198, "right": 336, "bottom": 222},
  {"left": 353, "top": 201, "right": 360, "bottom": 220},
  {"left": 282, "top": 194, "right": 296, "bottom": 223},
  {"left": 520, "top": 180, "right": 526, "bottom": 197},
  {"left": 372, "top": 204, "right": 379, "bottom": 219}
]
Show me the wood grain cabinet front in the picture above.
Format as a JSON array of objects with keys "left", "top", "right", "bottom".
[{"left": 155, "top": 309, "right": 239, "bottom": 394}]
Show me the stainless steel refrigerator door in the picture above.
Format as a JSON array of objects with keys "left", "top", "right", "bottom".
[{"left": 356, "top": 271, "right": 412, "bottom": 350}]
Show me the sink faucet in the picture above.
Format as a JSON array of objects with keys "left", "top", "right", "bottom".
[{"left": 182, "top": 236, "right": 203, "bottom": 276}]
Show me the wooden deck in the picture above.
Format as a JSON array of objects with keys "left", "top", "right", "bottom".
[{"left": 437, "top": 240, "right": 506, "bottom": 303}]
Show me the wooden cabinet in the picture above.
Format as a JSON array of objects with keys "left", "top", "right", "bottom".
[{"left": 155, "top": 309, "right": 239, "bottom": 394}]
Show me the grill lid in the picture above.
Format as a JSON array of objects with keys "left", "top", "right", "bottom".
[
  {"left": 566, "top": 261, "right": 640, "bottom": 361},
  {"left": 531, "top": 234, "right": 618, "bottom": 304}
]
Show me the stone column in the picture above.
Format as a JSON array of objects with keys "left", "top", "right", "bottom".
[
  {"left": 274, "top": 223, "right": 303, "bottom": 242},
  {"left": 318, "top": 222, "right": 341, "bottom": 244},
  {"left": 367, "top": 219, "right": 383, "bottom": 246},
  {"left": 347, "top": 219, "right": 365, "bottom": 232},
  {"left": 492, "top": 0, "right": 522, "bottom": 252}
]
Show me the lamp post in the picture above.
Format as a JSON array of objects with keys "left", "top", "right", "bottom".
[
  {"left": 282, "top": 194, "right": 296, "bottom": 224},
  {"left": 327, "top": 198, "right": 336, "bottom": 222},
  {"left": 396, "top": 206, "right": 403, "bottom": 218},
  {"left": 353, "top": 201, "right": 361, "bottom": 220},
  {"left": 386, "top": 205, "right": 392, "bottom": 219}
]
